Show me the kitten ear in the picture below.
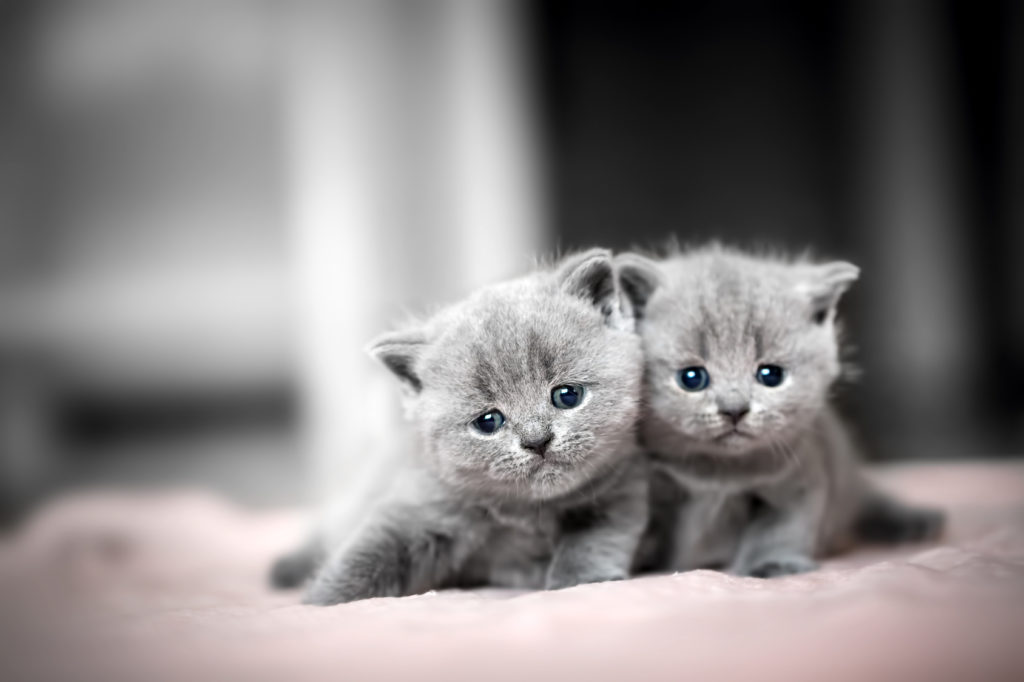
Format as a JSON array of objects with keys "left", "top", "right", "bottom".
[
  {"left": 798, "top": 261, "right": 860, "bottom": 325},
  {"left": 367, "top": 329, "right": 428, "bottom": 392},
  {"left": 558, "top": 248, "right": 616, "bottom": 305},
  {"left": 557, "top": 248, "right": 635, "bottom": 330},
  {"left": 615, "top": 252, "right": 663, "bottom": 319}
]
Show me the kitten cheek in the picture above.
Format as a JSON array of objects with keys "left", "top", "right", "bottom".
[{"left": 445, "top": 442, "right": 485, "bottom": 473}]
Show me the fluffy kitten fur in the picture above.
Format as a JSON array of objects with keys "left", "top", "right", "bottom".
[
  {"left": 620, "top": 245, "right": 944, "bottom": 578},
  {"left": 274, "top": 249, "right": 649, "bottom": 604}
]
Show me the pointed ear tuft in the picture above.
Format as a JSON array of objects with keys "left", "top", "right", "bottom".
[
  {"left": 367, "top": 329, "right": 427, "bottom": 391},
  {"left": 615, "top": 252, "right": 663, "bottom": 319},
  {"left": 557, "top": 248, "right": 636, "bottom": 329},
  {"left": 557, "top": 248, "right": 616, "bottom": 306},
  {"left": 798, "top": 261, "right": 859, "bottom": 325}
]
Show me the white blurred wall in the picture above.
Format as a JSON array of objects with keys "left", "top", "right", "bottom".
[{"left": 286, "top": 0, "right": 545, "bottom": 500}]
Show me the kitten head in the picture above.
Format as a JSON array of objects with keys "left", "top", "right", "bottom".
[
  {"left": 618, "top": 245, "right": 857, "bottom": 459},
  {"left": 370, "top": 249, "right": 642, "bottom": 502}
]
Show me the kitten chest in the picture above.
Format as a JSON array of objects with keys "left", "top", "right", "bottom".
[
  {"left": 672, "top": 490, "right": 748, "bottom": 570},
  {"left": 462, "top": 506, "right": 560, "bottom": 589}
]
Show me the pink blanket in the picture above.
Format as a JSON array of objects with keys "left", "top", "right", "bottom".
[{"left": 2, "top": 461, "right": 1023, "bottom": 681}]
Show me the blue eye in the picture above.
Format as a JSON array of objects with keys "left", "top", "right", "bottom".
[
  {"left": 551, "top": 384, "right": 585, "bottom": 409},
  {"left": 677, "top": 366, "right": 710, "bottom": 392},
  {"left": 756, "top": 364, "right": 785, "bottom": 388},
  {"left": 472, "top": 410, "right": 506, "bottom": 434}
]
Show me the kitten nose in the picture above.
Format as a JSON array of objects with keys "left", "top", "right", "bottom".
[
  {"left": 520, "top": 433, "right": 553, "bottom": 457},
  {"left": 718, "top": 399, "right": 750, "bottom": 425}
]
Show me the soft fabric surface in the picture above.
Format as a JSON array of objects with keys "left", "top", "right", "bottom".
[{"left": 2, "top": 461, "right": 1023, "bottom": 682}]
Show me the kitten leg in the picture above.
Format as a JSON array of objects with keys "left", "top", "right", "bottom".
[
  {"left": 729, "top": 487, "right": 826, "bottom": 579},
  {"left": 631, "top": 469, "right": 686, "bottom": 574},
  {"left": 303, "top": 505, "right": 475, "bottom": 606},
  {"left": 303, "top": 527, "right": 416, "bottom": 605},
  {"left": 546, "top": 462, "right": 649, "bottom": 589}
]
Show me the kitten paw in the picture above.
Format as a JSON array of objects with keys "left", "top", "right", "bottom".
[
  {"left": 545, "top": 570, "right": 627, "bottom": 590},
  {"left": 747, "top": 555, "right": 818, "bottom": 578},
  {"left": 302, "top": 580, "right": 370, "bottom": 606},
  {"left": 302, "top": 566, "right": 400, "bottom": 605}
]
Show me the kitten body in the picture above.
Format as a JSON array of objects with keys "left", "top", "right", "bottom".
[
  {"left": 621, "top": 246, "right": 943, "bottom": 578},
  {"left": 276, "top": 250, "right": 649, "bottom": 604}
]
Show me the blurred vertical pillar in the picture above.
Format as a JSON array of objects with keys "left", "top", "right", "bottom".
[
  {"left": 844, "top": 0, "right": 977, "bottom": 458},
  {"left": 285, "top": 0, "right": 544, "bottom": 501},
  {"left": 0, "top": 3, "right": 54, "bottom": 521},
  {"left": 1006, "top": 2, "right": 1024, "bottom": 442}
]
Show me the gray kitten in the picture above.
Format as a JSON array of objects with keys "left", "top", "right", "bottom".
[
  {"left": 273, "top": 249, "right": 649, "bottom": 604},
  {"left": 619, "top": 245, "right": 944, "bottom": 578}
]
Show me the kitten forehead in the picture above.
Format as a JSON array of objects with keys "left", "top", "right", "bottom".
[
  {"left": 419, "top": 276, "right": 610, "bottom": 401},
  {"left": 648, "top": 250, "right": 806, "bottom": 359}
]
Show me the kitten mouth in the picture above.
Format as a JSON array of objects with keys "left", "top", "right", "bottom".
[
  {"left": 522, "top": 455, "right": 564, "bottom": 478},
  {"left": 714, "top": 427, "right": 755, "bottom": 442},
  {"left": 531, "top": 457, "right": 568, "bottom": 474},
  {"left": 528, "top": 461, "right": 574, "bottom": 495}
]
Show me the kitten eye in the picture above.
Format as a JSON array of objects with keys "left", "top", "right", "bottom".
[
  {"left": 677, "top": 366, "right": 710, "bottom": 392},
  {"left": 551, "top": 384, "right": 585, "bottom": 409},
  {"left": 756, "top": 364, "right": 785, "bottom": 388},
  {"left": 472, "top": 410, "right": 506, "bottom": 434}
]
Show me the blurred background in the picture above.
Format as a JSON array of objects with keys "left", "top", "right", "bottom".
[{"left": 0, "top": 0, "right": 1020, "bottom": 522}]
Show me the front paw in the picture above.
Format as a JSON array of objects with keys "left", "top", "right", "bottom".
[
  {"left": 545, "top": 569, "right": 627, "bottom": 590},
  {"left": 303, "top": 577, "right": 377, "bottom": 606},
  {"left": 747, "top": 555, "right": 818, "bottom": 578}
]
